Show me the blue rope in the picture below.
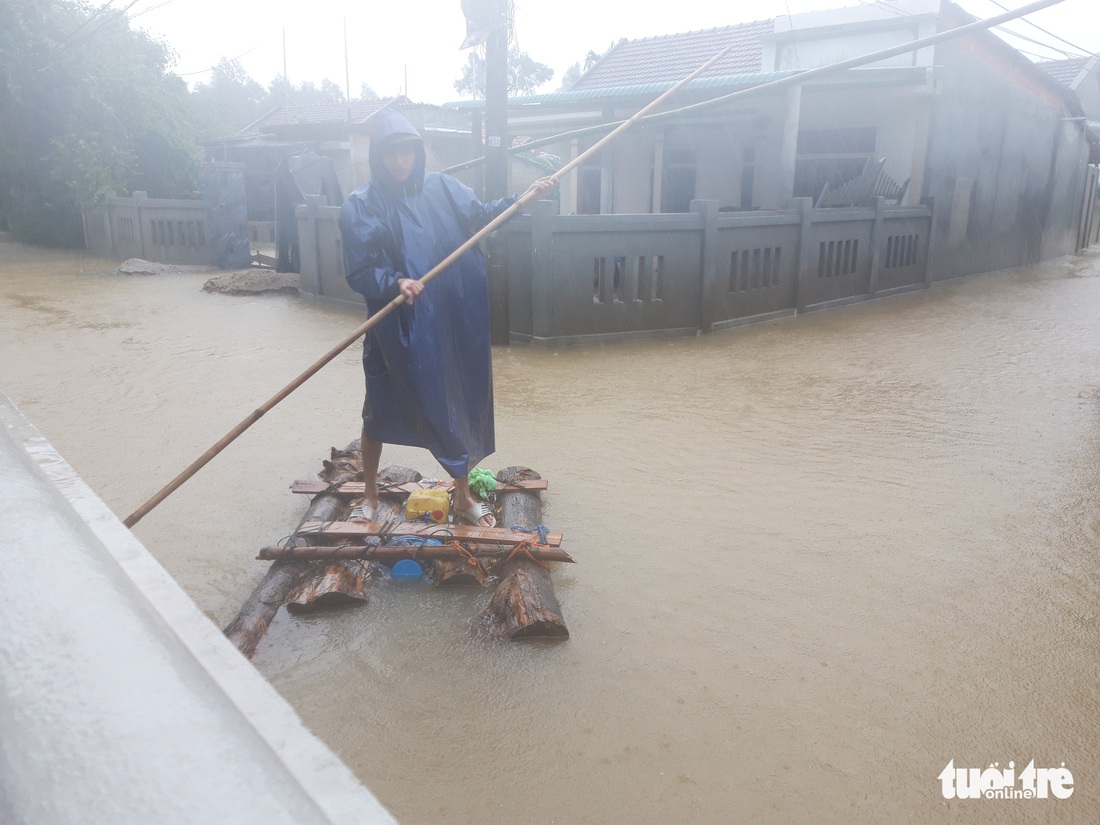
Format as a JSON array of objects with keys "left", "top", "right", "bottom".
[
  {"left": 387, "top": 535, "right": 444, "bottom": 547},
  {"left": 510, "top": 523, "right": 549, "bottom": 544}
]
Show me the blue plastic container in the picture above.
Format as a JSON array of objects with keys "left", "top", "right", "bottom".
[{"left": 391, "top": 559, "right": 423, "bottom": 579}]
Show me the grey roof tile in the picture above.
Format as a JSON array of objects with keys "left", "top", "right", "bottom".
[
  {"left": 1037, "top": 56, "right": 1091, "bottom": 87},
  {"left": 570, "top": 20, "right": 775, "bottom": 91}
]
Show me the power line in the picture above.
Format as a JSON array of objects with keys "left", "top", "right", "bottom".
[
  {"left": 991, "top": 26, "right": 1086, "bottom": 59},
  {"left": 176, "top": 46, "right": 260, "bottom": 78},
  {"left": 38, "top": 0, "right": 145, "bottom": 72},
  {"left": 130, "top": 0, "right": 179, "bottom": 21},
  {"left": 982, "top": 0, "right": 1093, "bottom": 57},
  {"left": 856, "top": 0, "right": 1089, "bottom": 61},
  {"left": 56, "top": 0, "right": 118, "bottom": 46},
  {"left": 61, "top": 0, "right": 144, "bottom": 50}
]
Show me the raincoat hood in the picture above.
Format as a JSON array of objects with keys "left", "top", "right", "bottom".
[{"left": 368, "top": 110, "right": 426, "bottom": 197}]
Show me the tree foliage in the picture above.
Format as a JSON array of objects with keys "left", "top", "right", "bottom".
[
  {"left": 0, "top": 0, "right": 390, "bottom": 247},
  {"left": 453, "top": 44, "right": 553, "bottom": 99},
  {"left": 0, "top": 0, "right": 199, "bottom": 245},
  {"left": 192, "top": 66, "right": 363, "bottom": 140},
  {"left": 189, "top": 58, "right": 268, "bottom": 141},
  {"left": 558, "top": 45, "right": 617, "bottom": 92}
]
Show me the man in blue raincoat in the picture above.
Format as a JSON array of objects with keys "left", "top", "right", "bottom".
[{"left": 339, "top": 110, "right": 554, "bottom": 527}]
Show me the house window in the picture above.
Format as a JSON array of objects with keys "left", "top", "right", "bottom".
[
  {"left": 661, "top": 147, "right": 696, "bottom": 213},
  {"left": 794, "top": 127, "right": 877, "bottom": 200}
]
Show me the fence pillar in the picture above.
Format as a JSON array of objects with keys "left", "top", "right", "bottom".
[
  {"left": 921, "top": 195, "right": 938, "bottom": 287},
  {"left": 869, "top": 196, "right": 886, "bottom": 297},
  {"left": 105, "top": 193, "right": 117, "bottom": 257},
  {"left": 790, "top": 197, "right": 814, "bottom": 313},
  {"left": 296, "top": 200, "right": 321, "bottom": 296},
  {"left": 691, "top": 199, "right": 719, "bottom": 332},
  {"left": 531, "top": 199, "right": 555, "bottom": 340},
  {"left": 134, "top": 191, "right": 148, "bottom": 260}
]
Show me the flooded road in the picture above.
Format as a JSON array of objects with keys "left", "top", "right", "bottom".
[{"left": 3, "top": 234, "right": 1099, "bottom": 823}]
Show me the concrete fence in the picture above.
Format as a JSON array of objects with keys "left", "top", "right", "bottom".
[
  {"left": 82, "top": 163, "right": 250, "bottom": 269},
  {"left": 296, "top": 196, "right": 933, "bottom": 347}
]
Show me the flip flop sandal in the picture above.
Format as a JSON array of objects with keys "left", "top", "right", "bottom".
[
  {"left": 457, "top": 501, "right": 496, "bottom": 528},
  {"left": 349, "top": 501, "right": 377, "bottom": 521}
]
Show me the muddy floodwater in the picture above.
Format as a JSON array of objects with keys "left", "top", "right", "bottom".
[{"left": 3, "top": 234, "right": 1100, "bottom": 823}]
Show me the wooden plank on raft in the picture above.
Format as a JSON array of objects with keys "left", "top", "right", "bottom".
[
  {"left": 296, "top": 520, "right": 564, "bottom": 547},
  {"left": 289, "top": 478, "right": 549, "bottom": 496}
]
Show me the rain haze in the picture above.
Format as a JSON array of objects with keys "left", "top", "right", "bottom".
[
  {"left": 9, "top": 0, "right": 1100, "bottom": 822},
  {"left": 133, "top": 0, "right": 1100, "bottom": 103}
]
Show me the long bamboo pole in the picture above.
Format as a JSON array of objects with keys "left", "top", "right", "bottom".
[{"left": 122, "top": 43, "right": 736, "bottom": 528}]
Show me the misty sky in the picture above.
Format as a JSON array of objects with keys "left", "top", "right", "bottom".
[{"left": 128, "top": 0, "right": 1100, "bottom": 103}]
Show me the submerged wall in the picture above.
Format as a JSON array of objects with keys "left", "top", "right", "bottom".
[
  {"left": 299, "top": 198, "right": 932, "bottom": 347},
  {"left": 82, "top": 163, "right": 250, "bottom": 269},
  {"left": 0, "top": 393, "right": 397, "bottom": 825}
]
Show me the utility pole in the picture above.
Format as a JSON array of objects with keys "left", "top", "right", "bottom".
[
  {"left": 484, "top": 23, "right": 508, "bottom": 199},
  {"left": 461, "top": 0, "right": 509, "bottom": 199}
]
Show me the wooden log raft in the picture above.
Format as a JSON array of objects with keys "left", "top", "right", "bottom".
[
  {"left": 290, "top": 478, "right": 549, "bottom": 496},
  {"left": 283, "top": 464, "right": 421, "bottom": 613},
  {"left": 478, "top": 467, "right": 568, "bottom": 640},
  {"left": 258, "top": 543, "right": 575, "bottom": 564},
  {"left": 223, "top": 441, "right": 360, "bottom": 658},
  {"left": 222, "top": 441, "right": 419, "bottom": 658}
]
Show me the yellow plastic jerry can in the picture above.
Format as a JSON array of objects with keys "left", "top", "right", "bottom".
[{"left": 405, "top": 489, "right": 450, "bottom": 524}]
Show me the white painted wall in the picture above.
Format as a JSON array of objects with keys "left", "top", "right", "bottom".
[{"left": 765, "top": 0, "right": 941, "bottom": 71}]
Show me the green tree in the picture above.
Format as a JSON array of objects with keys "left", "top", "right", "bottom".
[
  {"left": 264, "top": 75, "right": 347, "bottom": 110},
  {"left": 0, "top": 0, "right": 200, "bottom": 245},
  {"left": 558, "top": 46, "right": 616, "bottom": 92},
  {"left": 453, "top": 44, "right": 553, "bottom": 99},
  {"left": 190, "top": 58, "right": 268, "bottom": 140}
]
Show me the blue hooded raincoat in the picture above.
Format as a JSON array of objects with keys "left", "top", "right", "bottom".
[{"left": 338, "top": 111, "right": 516, "bottom": 478}]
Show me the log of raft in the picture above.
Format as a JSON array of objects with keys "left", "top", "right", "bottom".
[
  {"left": 478, "top": 467, "right": 569, "bottom": 640},
  {"left": 283, "top": 464, "right": 421, "bottom": 614},
  {"left": 223, "top": 441, "right": 360, "bottom": 658},
  {"left": 222, "top": 441, "right": 419, "bottom": 658}
]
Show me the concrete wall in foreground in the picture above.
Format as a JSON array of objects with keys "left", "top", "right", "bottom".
[
  {"left": 0, "top": 392, "right": 397, "bottom": 825},
  {"left": 299, "top": 198, "right": 932, "bottom": 347}
]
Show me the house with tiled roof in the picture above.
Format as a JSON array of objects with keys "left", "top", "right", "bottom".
[
  {"left": 1038, "top": 55, "right": 1097, "bottom": 88},
  {"left": 205, "top": 98, "right": 475, "bottom": 221},
  {"left": 1039, "top": 54, "right": 1100, "bottom": 123},
  {"left": 567, "top": 21, "right": 774, "bottom": 91},
  {"left": 446, "top": 0, "right": 1094, "bottom": 282}
]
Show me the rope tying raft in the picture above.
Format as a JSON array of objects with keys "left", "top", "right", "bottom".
[{"left": 502, "top": 540, "right": 552, "bottom": 571}]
